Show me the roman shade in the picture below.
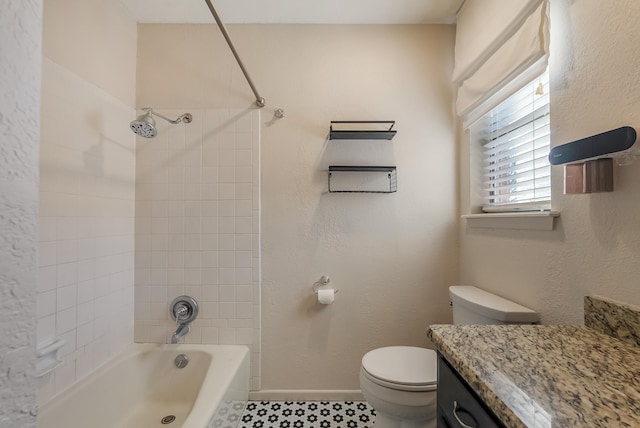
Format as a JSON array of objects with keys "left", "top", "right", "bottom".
[{"left": 454, "top": 0, "right": 550, "bottom": 124}]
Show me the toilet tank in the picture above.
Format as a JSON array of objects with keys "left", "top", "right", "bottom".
[{"left": 449, "top": 286, "right": 539, "bottom": 325}]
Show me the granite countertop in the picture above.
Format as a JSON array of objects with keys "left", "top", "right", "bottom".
[{"left": 428, "top": 324, "right": 640, "bottom": 427}]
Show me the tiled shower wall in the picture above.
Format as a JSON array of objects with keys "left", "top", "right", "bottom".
[
  {"left": 134, "top": 108, "right": 261, "bottom": 389},
  {"left": 37, "top": 58, "right": 136, "bottom": 403}
]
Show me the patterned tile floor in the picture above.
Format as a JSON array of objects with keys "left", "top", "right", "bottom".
[{"left": 237, "top": 401, "right": 376, "bottom": 428}]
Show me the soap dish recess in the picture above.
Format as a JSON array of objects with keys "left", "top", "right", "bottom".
[{"left": 36, "top": 339, "right": 65, "bottom": 377}]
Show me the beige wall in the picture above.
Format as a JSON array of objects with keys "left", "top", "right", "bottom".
[
  {"left": 459, "top": 0, "right": 640, "bottom": 324},
  {"left": 137, "top": 24, "right": 457, "bottom": 391},
  {"left": 43, "top": 0, "right": 136, "bottom": 106},
  {"left": 38, "top": 0, "right": 137, "bottom": 404}
]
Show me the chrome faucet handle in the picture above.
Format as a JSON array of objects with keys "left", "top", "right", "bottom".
[
  {"left": 174, "top": 304, "right": 189, "bottom": 321},
  {"left": 169, "top": 296, "right": 199, "bottom": 324}
]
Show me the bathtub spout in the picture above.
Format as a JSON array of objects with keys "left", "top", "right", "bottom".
[{"left": 171, "top": 323, "right": 190, "bottom": 344}]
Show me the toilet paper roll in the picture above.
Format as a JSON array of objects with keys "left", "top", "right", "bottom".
[{"left": 317, "top": 288, "right": 335, "bottom": 305}]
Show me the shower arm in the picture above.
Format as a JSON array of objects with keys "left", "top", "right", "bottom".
[
  {"left": 203, "top": 0, "right": 266, "bottom": 108},
  {"left": 142, "top": 108, "right": 192, "bottom": 124}
]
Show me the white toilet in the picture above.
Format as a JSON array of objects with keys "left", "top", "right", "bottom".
[{"left": 359, "top": 285, "right": 539, "bottom": 428}]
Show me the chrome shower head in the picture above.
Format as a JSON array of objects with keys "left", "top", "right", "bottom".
[
  {"left": 130, "top": 109, "right": 157, "bottom": 138},
  {"left": 130, "top": 108, "right": 192, "bottom": 138}
]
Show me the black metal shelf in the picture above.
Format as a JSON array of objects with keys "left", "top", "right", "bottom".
[
  {"left": 329, "top": 121, "right": 396, "bottom": 140},
  {"left": 328, "top": 166, "right": 397, "bottom": 193}
]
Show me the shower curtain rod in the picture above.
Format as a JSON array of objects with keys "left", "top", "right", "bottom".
[{"left": 204, "top": 0, "right": 266, "bottom": 108}]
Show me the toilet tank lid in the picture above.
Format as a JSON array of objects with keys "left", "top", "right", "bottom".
[{"left": 449, "top": 286, "right": 539, "bottom": 323}]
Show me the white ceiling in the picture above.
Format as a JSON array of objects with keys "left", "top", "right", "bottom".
[{"left": 118, "top": 0, "right": 464, "bottom": 25}]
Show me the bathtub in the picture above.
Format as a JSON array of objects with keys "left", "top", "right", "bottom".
[{"left": 38, "top": 343, "right": 250, "bottom": 428}]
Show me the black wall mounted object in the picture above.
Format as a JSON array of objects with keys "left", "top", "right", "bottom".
[
  {"left": 548, "top": 126, "right": 636, "bottom": 165},
  {"left": 329, "top": 121, "right": 396, "bottom": 140}
]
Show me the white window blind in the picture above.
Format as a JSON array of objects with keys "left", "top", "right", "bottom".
[{"left": 477, "top": 71, "right": 550, "bottom": 212}]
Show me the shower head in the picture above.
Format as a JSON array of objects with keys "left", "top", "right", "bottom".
[
  {"left": 130, "top": 108, "right": 193, "bottom": 138},
  {"left": 130, "top": 109, "right": 157, "bottom": 138}
]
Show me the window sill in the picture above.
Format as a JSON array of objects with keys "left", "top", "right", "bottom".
[{"left": 462, "top": 211, "right": 560, "bottom": 231}]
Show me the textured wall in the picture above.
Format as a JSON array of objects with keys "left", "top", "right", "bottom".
[
  {"left": 459, "top": 0, "right": 640, "bottom": 324},
  {"left": 136, "top": 24, "right": 457, "bottom": 391},
  {"left": 0, "top": 0, "right": 41, "bottom": 426},
  {"left": 37, "top": 0, "right": 137, "bottom": 405}
]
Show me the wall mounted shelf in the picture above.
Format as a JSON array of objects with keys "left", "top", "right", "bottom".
[
  {"left": 329, "top": 121, "right": 396, "bottom": 140},
  {"left": 328, "top": 166, "right": 397, "bottom": 193}
]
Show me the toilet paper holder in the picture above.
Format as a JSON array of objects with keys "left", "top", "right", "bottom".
[{"left": 312, "top": 275, "right": 339, "bottom": 294}]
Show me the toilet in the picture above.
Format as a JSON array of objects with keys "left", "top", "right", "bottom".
[{"left": 359, "top": 285, "right": 539, "bottom": 428}]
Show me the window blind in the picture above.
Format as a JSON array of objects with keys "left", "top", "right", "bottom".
[{"left": 478, "top": 71, "right": 550, "bottom": 212}]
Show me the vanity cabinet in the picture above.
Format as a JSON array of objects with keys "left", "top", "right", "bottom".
[{"left": 437, "top": 354, "right": 505, "bottom": 428}]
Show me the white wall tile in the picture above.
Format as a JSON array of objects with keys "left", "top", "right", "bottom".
[
  {"left": 39, "top": 242, "right": 57, "bottom": 267},
  {"left": 236, "top": 268, "right": 252, "bottom": 284},
  {"left": 235, "top": 234, "right": 251, "bottom": 251},
  {"left": 236, "top": 328, "right": 253, "bottom": 345},
  {"left": 56, "top": 218, "right": 77, "bottom": 240},
  {"left": 77, "top": 300, "right": 94, "bottom": 325},
  {"left": 202, "top": 285, "right": 219, "bottom": 301},
  {"left": 37, "top": 315, "right": 56, "bottom": 347},
  {"left": 56, "top": 262, "right": 76, "bottom": 287},
  {"left": 236, "top": 184, "right": 252, "bottom": 200},
  {"left": 236, "top": 302, "right": 252, "bottom": 319},
  {"left": 219, "top": 234, "right": 235, "bottom": 251},
  {"left": 184, "top": 268, "right": 201, "bottom": 285},
  {"left": 218, "top": 167, "right": 235, "bottom": 183},
  {"left": 56, "top": 285, "right": 77, "bottom": 311},
  {"left": 55, "top": 307, "right": 76, "bottom": 335},
  {"left": 37, "top": 291, "right": 56, "bottom": 318},
  {"left": 219, "top": 285, "right": 236, "bottom": 302},
  {"left": 235, "top": 218, "right": 252, "bottom": 234},
  {"left": 168, "top": 217, "right": 185, "bottom": 234},
  {"left": 219, "top": 218, "right": 235, "bottom": 234},
  {"left": 219, "top": 251, "right": 235, "bottom": 268},
  {"left": 167, "top": 268, "right": 184, "bottom": 286},
  {"left": 236, "top": 251, "right": 252, "bottom": 268},
  {"left": 38, "top": 266, "right": 57, "bottom": 293},
  {"left": 236, "top": 285, "right": 252, "bottom": 302},
  {"left": 219, "top": 268, "right": 236, "bottom": 284},
  {"left": 40, "top": 217, "right": 57, "bottom": 242},
  {"left": 219, "top": 328, "right": 236, "bottom": 345},
  {"left": 219, "top": 200, "right": 235, "bottom": 216}
]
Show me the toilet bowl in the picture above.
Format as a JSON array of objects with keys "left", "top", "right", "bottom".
[
  {"left": 359, "top": 346, "right": 437, "bottom": 428},
  {"left": 360, "top": 285, "right": 539, "bottom": 427}
]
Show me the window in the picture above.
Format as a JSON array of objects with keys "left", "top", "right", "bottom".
[{"left": 472, "top": 70, "right": 551, "bottom": 212}]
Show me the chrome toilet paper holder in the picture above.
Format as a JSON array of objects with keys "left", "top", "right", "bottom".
[{"left": 312, "top": 275, "right": 339, "bottom": 294}]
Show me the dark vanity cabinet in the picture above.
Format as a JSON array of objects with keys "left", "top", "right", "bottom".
[{"left": 437, "top": 354, "right": 505, "bottom": 428}]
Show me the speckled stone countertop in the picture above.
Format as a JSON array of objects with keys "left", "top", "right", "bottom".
[{"left": 428, "top": 324, "right": 640, "bottom": 427}]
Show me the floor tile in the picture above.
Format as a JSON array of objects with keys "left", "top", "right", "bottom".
[{"left": 237, "top": 401, "right": 376, "bottom": 428}]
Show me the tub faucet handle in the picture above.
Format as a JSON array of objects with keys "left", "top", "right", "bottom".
[
  {"left": 174, "top": 304, "right": 189, "bottom": 322},
  {"left": 169, "top": 296, "right": 199, "bottom": 344},
  {"left": 169, "top": 296, "right": 199, "bottom": 324}
]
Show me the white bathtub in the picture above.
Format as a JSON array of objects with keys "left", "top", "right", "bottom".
[{"left": 38, "top": 343, "right": 250, "bottom": 428}]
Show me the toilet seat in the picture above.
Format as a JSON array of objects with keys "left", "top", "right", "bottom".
[{"left": 361, "top": 346, "right": 437, "bottom": 392}]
